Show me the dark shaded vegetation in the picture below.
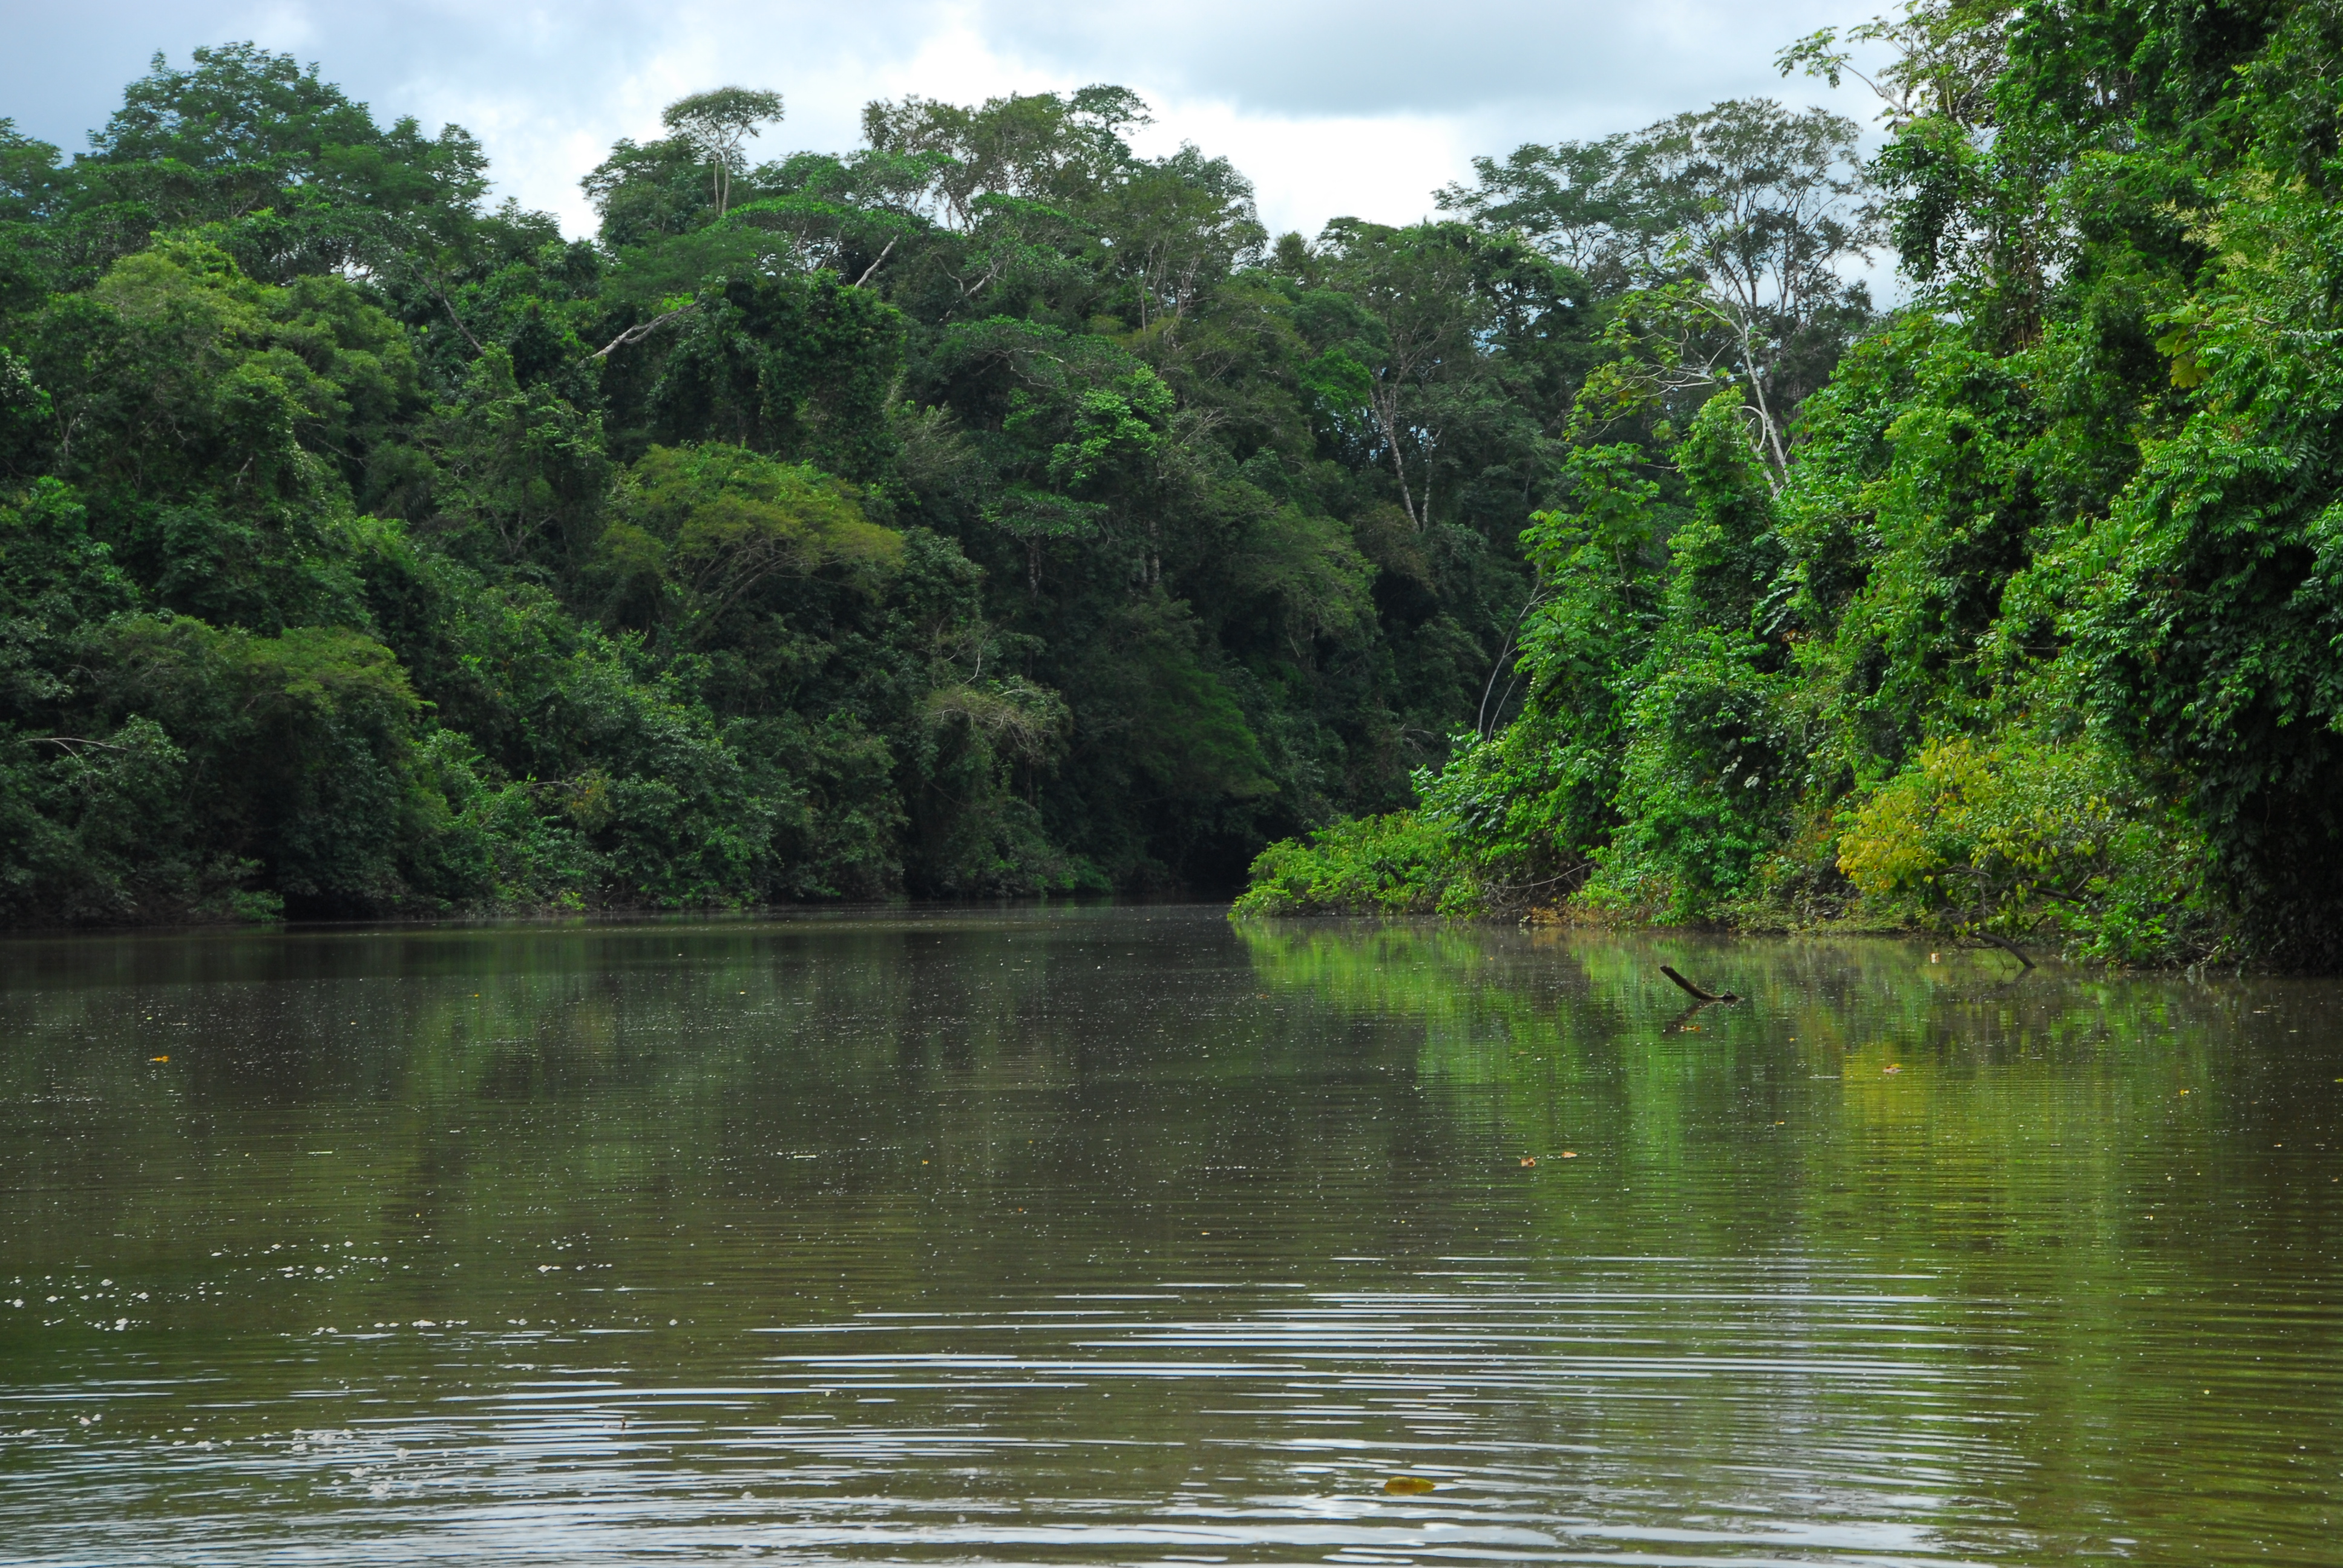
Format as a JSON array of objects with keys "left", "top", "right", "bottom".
[{"left": 0, "top": 45, "right": 1638, "bottom": 920}]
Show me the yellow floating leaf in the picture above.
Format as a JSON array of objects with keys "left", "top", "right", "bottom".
[
  {"left": 1384, "top": 1476, "right": 1436, "bottom": 1495},
  {"left": 148, "top": 1056, "right": 168, "bottom": 1063}
]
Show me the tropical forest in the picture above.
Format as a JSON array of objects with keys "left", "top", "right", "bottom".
[{"left": 5, "top": 0, "right": 2343, "bottom": 968}]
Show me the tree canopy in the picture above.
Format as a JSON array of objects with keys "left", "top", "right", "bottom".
[
  {"left": 0, "top": 51, "right": 1671, "bottom": 920},
  {"left": 13, "top": 8, "right": 2343, "bottom": 967}
]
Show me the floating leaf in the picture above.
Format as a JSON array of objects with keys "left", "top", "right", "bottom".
[
  {"left": 1384, "top": 1476, "right": 1436, "bottom": 1495},
  {"left": 148, "top": 1056, "right": 168, "bottom": 1063},
  {"left": 1519, "top": 1156, "right": 1537, "bottom": 1168}
]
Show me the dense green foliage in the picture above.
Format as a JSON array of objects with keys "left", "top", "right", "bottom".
[
  {"left": 15, "top": 8, "right": 2343, "bottom": 961},
  {"left": 1239, "top": 0, "right": 2343, "bottom": 969},
  {"left": 1, "top": 45, "right": 1656, "bottom": 921}
]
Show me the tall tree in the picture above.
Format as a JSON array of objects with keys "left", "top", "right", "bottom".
[
  {"left": 661, "top": 87, "right": 784, "bottom": 219},
  {"left": 1446, "top": 99, "right": 1876, "bottom": 483}
]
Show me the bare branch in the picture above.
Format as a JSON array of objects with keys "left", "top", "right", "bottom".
[
  {"left": 1970, "top": 930, "right": 2036, "bottom": 970},
  {"left": 853, "top": 235, "right": 897, "bottom": 289},
  {"left": 434, "top": 285, "right": 484, "bottom": 353},
  {"left": 1660, "top": 964, "right": 1742, "bottom": 1003},
  {"left": 29, "top": 735, "right": 136, "bottom": 753},
  {"left": 1477, "top": 574, "right": 1548, "bottom": 739},
  {"left": 592, "top": 305, "right": 695, "bottom": 359}
]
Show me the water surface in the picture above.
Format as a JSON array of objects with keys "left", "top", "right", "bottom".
[{"left": 2, "top": 906, "right": 2339, "bottom": 1564}]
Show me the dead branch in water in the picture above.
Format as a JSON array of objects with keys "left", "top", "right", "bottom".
[{"left": 1660, "top": 965, "right": 1741, "bottom": 1003}]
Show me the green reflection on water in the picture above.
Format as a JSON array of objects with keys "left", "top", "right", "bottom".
[{"left": 1, "top": 907, "right": 2338, "bottom": 1564}]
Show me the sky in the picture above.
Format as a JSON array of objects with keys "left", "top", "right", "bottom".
[{"left": 0, "top": 0, "right": 1889, "bottom": 241}]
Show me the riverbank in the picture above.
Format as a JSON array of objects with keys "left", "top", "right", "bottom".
[{"left": 1231, "top": 806, "right": 2239, "bottom": 970}]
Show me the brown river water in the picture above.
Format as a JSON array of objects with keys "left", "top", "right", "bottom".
[{"left": 1, "top": 905, "right": 2339, "bottom": 1564}]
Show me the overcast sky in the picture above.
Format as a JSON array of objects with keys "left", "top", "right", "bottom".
[{"left": 1, "top": 0, "right": 1887, "bottom": 240}]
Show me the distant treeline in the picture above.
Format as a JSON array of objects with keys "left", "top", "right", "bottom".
[
  {"left": 7, "top": 4, "right": 2343, "bottom": 966},
  {"left": 0, "top": 50, "right": 1601, "bottom": 919}
]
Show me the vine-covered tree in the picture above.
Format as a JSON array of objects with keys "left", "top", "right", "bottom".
[{"left": 1245, "top": 0, "right": 2343, "bottom": 972}]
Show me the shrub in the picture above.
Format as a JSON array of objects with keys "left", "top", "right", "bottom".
[
  {"left": 1230, "top": 811, "right": 1459, "bottom": 916},
  {"left": 1837, "top": 733, "right": 2217, "bottom": 965}
]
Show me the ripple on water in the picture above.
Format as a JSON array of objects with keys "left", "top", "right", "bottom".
[{"left": 1, "top": 906, "right": 2338, "bottom": 1564}]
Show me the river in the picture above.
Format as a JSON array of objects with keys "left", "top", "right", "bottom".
[{"left": 2, "top": 905, "right": 2338, "bottom": 1564}]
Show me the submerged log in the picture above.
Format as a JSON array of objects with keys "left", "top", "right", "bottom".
[
  {"left": 1971, "top": 931, "right": 2035, "bottom": 970},
  {"left": 1660, "top": 965, "right": 1741, "bottom": 1004}
]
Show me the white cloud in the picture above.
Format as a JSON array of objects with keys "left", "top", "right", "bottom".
[
  {"left": 1124, "top": 105, "right": 1475, "bottom": 237},
  {"left": 3, "top": 0, "right": 1886, "bottom": 240}
]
